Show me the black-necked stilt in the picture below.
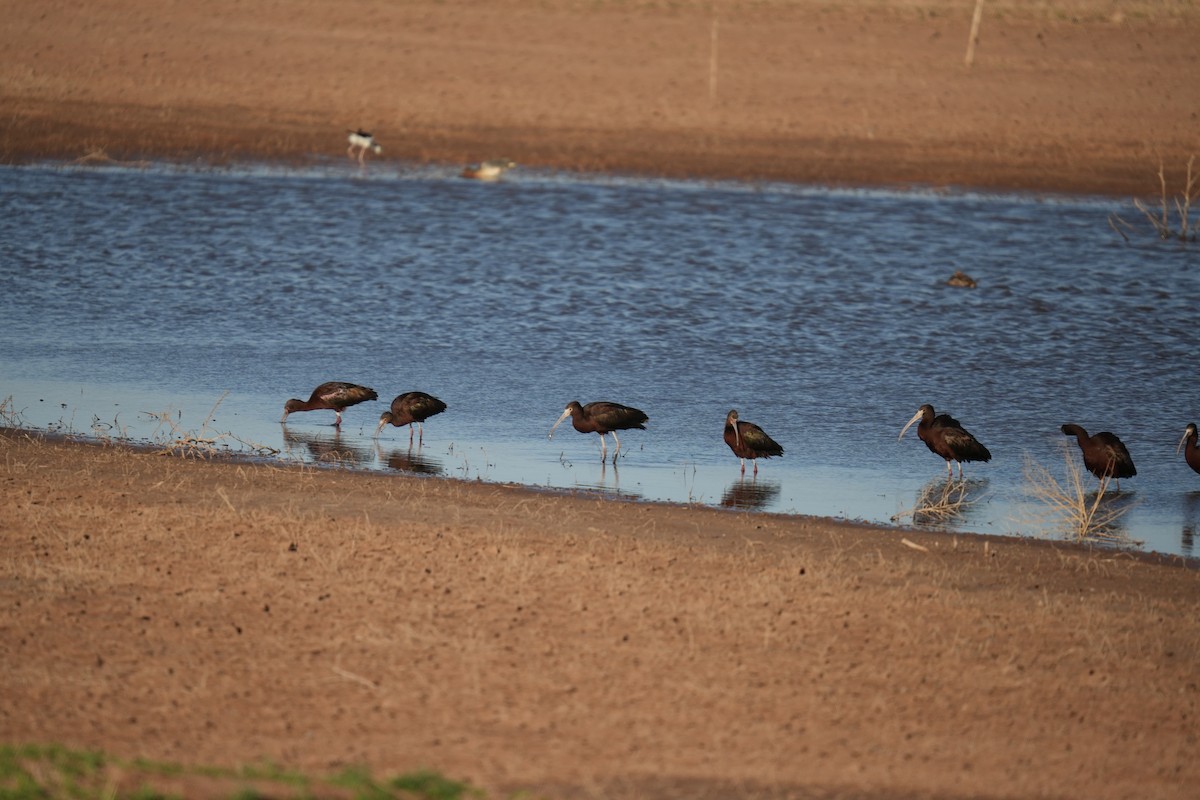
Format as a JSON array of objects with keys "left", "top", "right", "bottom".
[{"left": 347, "top": 129, "right": 382, "bottom": 165}]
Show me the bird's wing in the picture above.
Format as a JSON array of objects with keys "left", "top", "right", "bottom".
[
  {"left": 940, "top": 426, "right": 990, "bottom": 460},
  {"left": 740, "top": 423, "right": 784, "bottom": 455}
]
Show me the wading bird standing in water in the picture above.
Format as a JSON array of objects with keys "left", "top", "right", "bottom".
[
  {"left": 375, "top": 391, "right": 447, "bottom": 445},
  {"left": 282, "top": 381, "right": 378, "bottom": 427},
  {"left": 347, "top": 129, "right": 382, "bottom": 165},
  {"left": 1061, "top": 423, "right": 1136, "bottom": 489},
  {"left": 548, "top": 400, "right": 648, "bottom": 464},
  {"left": 723, "top": 410, "right": 784, "bottom": 475},
  {"left": 1178, "top": 423, "right": 1200, "bottom": 476},
  {"left": 898, "top": 403, "right": 991, "bottom": 477}
]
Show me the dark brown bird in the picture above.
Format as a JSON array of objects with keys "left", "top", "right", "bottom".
[
  {"left": 1178, "top": 423, "right": 1200, "bottom": 476},
  {"left": 724, "top": 410, "right": 784, "bottom": 475},
  {"left": 548, "top": 400, "right": 648, "bottom": 463},
  {"left": 898, "top": 403, "right": 991, "bottom": 477},
  {"left": 1061, "top": 423, "right": 1137, "bottom": 488},
  {"left": 281, "top": 381, "right": 378, "bottom": 427},
  {"left": 375, "top": 391, "right": 447, "bottom": 445}
]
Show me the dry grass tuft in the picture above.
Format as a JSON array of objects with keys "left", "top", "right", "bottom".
[
  {"left": 1109, "top": 155, "right": 1199, "bottom": 242},
  {"left": 143, "top": 392, "right": 279, "bottom": 458},
  {"left": 1022, "top": 444, "right": 1140, "bottom": 546},
  {"left": 0, "top": 395, "right": 26, "bottom": 427},
  {"left": 893, "top": 477, "right": 979, "bottom": 527}
]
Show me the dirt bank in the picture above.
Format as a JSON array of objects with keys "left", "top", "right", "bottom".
[
  {"left": 2, "top": 431, "right": 1199, "bottom": 799},
  {"left": 1, "top": 1, "right": 1197, "bottom": 196}
]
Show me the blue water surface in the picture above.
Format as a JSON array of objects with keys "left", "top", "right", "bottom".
[{"left": 1, "top": 161, "right": 1197, "bottom": 557}]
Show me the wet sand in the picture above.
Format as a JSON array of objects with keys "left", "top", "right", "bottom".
[{"left": 3, "top": 2, "right": 1200, "bottom": 797}]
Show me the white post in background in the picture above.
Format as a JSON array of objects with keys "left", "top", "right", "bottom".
[
  {"left": 965, "top": 0, "right": 985, "bottom": 67},
  {"left": 709, "top": 4, "right": 719, "bottom": 104}
]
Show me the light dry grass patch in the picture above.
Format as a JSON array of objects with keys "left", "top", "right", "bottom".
[
  {"left": 144, "top": 392, "right": 279, "bottom": 459},
  {"left": 893, "top": 477, "right": 981, "bottom": 526},
  {"left": 1022, "top": 445, "right": 1139, "bottom": 546},
  {"left": 1110, "top": 155, "right": 1199, "bottom": 242}
]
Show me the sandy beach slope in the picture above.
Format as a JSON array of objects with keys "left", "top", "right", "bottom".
[{"left": 2, "top": 431, "right": 1199, "bottom": 799}]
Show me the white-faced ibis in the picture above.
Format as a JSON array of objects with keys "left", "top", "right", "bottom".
[
  {"left": 548, "top": 400, "right": 648, "bottom": 464},
  {"left": 1178, "top": 423, "right": 1200, "bottom": 475},
  {"left": 347, "top": 129, "right": 382, "bottom": 165},
  {"left": 1061, "top": 423, "right": 1137, "bottom": 489},
  {"left": 375, "top": 391, "right": 447, "bottom": 445},
  {"left": 281, "top": 381, "right": 378, "bottom": 427},
  {"left": 461, "top": 159, "right": 516, "bottom": 180},
  {"left": 724, "top": 410, "right": 784, "bottom": 475},
  {"left": 898, "top": 403, "right": 991, "bottom": 477}
]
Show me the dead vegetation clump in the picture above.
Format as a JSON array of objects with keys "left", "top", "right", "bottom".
[
  {"left": 141, "top": 392, "right": 278, "bottom": 459},
  {"left": 893, "top": 477, "right": 981, "bottom": 527},
  {"left": 1109, "top": 156, "right": 1199, "bottom": 242},
  {"left": 1022, "top": 444, "right": 1140, "bottom": 546}
]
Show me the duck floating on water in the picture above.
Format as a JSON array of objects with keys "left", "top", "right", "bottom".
[{"left": 461, "top": 159, "right": 516, "bottom": 180}]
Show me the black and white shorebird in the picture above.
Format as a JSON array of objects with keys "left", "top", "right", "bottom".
[{"left": 347, "top": 129, "right": 382, "bottom": 165}]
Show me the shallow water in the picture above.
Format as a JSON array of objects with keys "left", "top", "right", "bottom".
[{"left": 2, "top": 162, "right": 1197, "bottom": 557}]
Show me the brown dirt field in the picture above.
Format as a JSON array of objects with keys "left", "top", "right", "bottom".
[
  {"left": 1, "top": 1, "right": 1197, "bottom": 197},
  {"left": 2, "top": 430, "right": 1200, "bottom": 799}
]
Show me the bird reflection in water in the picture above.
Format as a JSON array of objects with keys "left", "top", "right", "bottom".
[
  {"left": 373, "top": 441, "right": 444, "bottom": 476},
  {"left": 564, "top": 460, "right": 643, "bottom": 500},
  {"left": 280, "top": 427, "right": 373, "bottom": 467},
  {"left": 720, "top": 477, "right": 781, "bottom": 510},
  {"left": 1181, "top": 493, "right": 1200, "bottom": 558}
]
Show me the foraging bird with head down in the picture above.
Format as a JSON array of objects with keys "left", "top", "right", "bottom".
[
  {"left": 898, "top": 403, "right": 991, "bottom": 477},
  {"left": 461, "top": 159, "right": 516, "bottom": 180},
  {"left": 1060, "top": 423, "right": 1137, "bottom": 489},
  {"left": 548, "top": 400, "right": 648, "bottom": 464},
  {"left": 347, "top": 129, "right": 382, "bottom": 165},
  {"left": 723, "top": 410, "right": 784, "bottom": 475},
  {"left": 1178, "top": 423, "right": 1200, "bottom": 476},
  {"left": 375, "top": 391, "right": 447, "bottom": 445},
  {"left": 281, "top": 381, "right": 378, "bottom": 427}
]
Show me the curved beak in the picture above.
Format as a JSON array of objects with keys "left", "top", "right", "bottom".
[
  {"left": 374, "top": 416, "right": 388, "bottom": 438},
  {"left": 898, "top": 409, "right": 923, "bottom": 442},
  {"left": 280, "top": 411, "right": 289, "bottom": 423},
  {"left": 733, "top": 421, "right": 741, "bottom": 449},
  {"left": 1177, "top": 428, "right": 1191, "bottom": 455},
  {"left": 548, "top": 407, "right": 571, "bottom": 440}
]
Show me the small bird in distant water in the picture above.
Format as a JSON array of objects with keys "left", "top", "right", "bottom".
[
  {"left": 1061, "top": 423, "right": 1136, "bottom": 489},
  {"left": 347, "top": 129, "right": 382, "bottom": 165},
  {"left": 946, "top": 270, "right": 978, "bottom": 288},
  {"left": 899, "top": 403, "right": 991, "bottom": 477},
  {"left": 375, "top": 391, "right": 448, "bottom": 445},
  {"left": 282, "top": 381, "right": 378, "bottom": 427},
  {"left": 724, "top": 410, "right": 784, "bottom": 475},
  {"left": 461, "top": 159, "right": 516, "bottom": 180},
  {"left": 549, "top": 400, "right": 648, "bottom": 464}
]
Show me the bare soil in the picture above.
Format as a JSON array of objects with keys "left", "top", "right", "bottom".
[
  {"left": 2, "top": 431, "right": 1199, "bottom": 799},
  {"left": 3, "top": 3, "right": 1200, "bottom": 797},
  {"left": 1, "top": 1, "right": 1197, "bottom": 196}
]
